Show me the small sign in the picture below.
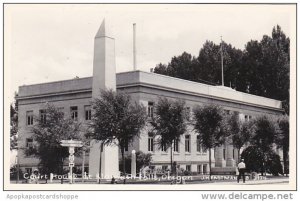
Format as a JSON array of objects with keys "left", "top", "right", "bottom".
[
  {"left": 69, "top": 155, "right": 75, "bottom": 162},
  {"left": 69, "top": 147, "right": 75, "bottom": 154},
  {"left": 69, "top": 163, "right": 74, "bottom": 167},
  {"left": 60, "top": 140, "right": 83, "bottom": 148}
]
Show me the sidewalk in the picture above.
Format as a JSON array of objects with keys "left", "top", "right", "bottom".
[
  {"left": 194, "top": 177, "right": 289, "bottom": 185},
  {"left": 12, "top": 176, "right": 289, "bottom": 185}
]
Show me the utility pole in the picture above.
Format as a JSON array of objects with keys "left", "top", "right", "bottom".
[{"left": 220, "top": 36, "right": 224, "bottom": 86}]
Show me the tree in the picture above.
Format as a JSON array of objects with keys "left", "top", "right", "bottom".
[
  {"left": 10, "top": 102, "right": 18, "bottom": 150},
  {"left": 276, "top": 115, "right": 289, "bottom": 175},
  {"left": 229, "top": 112, "right": 252, "bottom": 161},
  {"left": 250, "top": 115, "right": 279, "bottom": 175},
  {"left": 193, "top": 104, "right": 229, "bottom": 180},
  {"left": 136, "top": 151, "right": 152, "bottom": 172},
  {"left": 241, "top": 146, "right": 283, "bottom": 176},
  {"left": 154, "top": 52, "right": 199, "bottom": 82},
  {"left": 120, "top": 151, "right": 152, "bottom": 174},
  {"left": 28, "top": 104, "right": 82, "bottom": 174},
  {"left": 242, "top": 25, "right": 290, "bottom": 114},
  {"left": 153, "top": 25, "right": 290, "bottom": 114},
  {"left": 153, "top": 63, "right": 168, "bottom": 75},
  {"left": 150, "top": 97, "right": 188, "bottom": 174},
  {"left": 88, "top": 89, "right": 147, "bottom": 183}
]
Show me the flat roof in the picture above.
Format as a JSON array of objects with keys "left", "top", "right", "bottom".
[{"left": 17, "top": 70, "right": 282, "bottom": 110}]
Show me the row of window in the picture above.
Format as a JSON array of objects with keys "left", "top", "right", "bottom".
[
  {"left": 26, "top": 102, "right": 253, "bottom": 126},
  {"left": 148, "top": 102, "right": 252, "bottom": 121},
  {"left": 147, "top": 134, "right": 207, "bottom": 154},
  {"left": 160, "top": 164, "right": 209, "bottom": 173},
  {"left": 26, "top": 106, "right": 92, "bottom": 125}
]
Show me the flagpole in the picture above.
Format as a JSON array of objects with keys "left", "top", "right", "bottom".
[
  {"left": 221, "top": 36, "right": 224, "bottom": 86},
  {"left": 133, "top": 23, "right": 137, "bottom": 71}
]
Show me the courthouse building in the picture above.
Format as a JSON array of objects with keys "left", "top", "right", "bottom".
[{"left": 16, "top": 20, "right": 284, "bottom": 177}]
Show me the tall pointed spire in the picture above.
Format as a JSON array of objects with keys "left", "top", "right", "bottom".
[
  {"left": 95, "top": 18, "right": 114, "bottom": 38},
  {"left": 92, "top": 18, "right": 116, "bottom": 98},
  {"left": 90, "top": 19, "right": 119, "bottom": 179}
]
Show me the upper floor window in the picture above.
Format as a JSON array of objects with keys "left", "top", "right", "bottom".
[
  {"left": 245, "top": 115, "right": 252, "bottom": 122},
  {"left": 161, "top": 143, "right": 167, "bottom": 152},
  {"left": 148, "top": 102, "right": 154, "bottom": 118},
  {"left": 70, "top": 106, "right": 78, "bottom": 121},
  {"left": 174, "top": 138, "right": 179, "bottom": 153},
  {"left": 84, "top": 105, "right": 91, "bottom": 121},
  {"left": 197, "top": 135, "right": 207, "bottom": 154},
  {"left": 185, "top": 107, "right": 191, "bottom": 120},
  {"left": 224, "top": 110, "right": 231, "bottom": 115},
  {"left": 57, "top": 107, "right": 64, "bottom": 117},
  {"left": 185, "top": 135, "right": 191, "bottom": 153},
  {"left": 26, "top": 111, "right": 33, "bottom": 126},
  {"left": 148, "top": 133, "right": 154, "bottom": 152},
  {"left": 39, "top": 109, "right": 46, "bottom": 124},
  {"left": 197, "top": 135, "right": 202, "bottom": 152}
]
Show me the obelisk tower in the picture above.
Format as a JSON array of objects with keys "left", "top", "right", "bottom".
[{"left": 89, "top": 19, "right": 119, "bottom": 179}]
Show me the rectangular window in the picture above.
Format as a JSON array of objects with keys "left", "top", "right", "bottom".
[
  {"left": 39, "top": 109, "right": 46, "bottom": 124},
  {"left": 161, "top": 143, "right": 167, "bottom": 152},
  {"left": 174, "top": 138, "right": 179, "bottom": 152},
  {"left": 25, "top": 168, "right": 32, "bottom": 175},
  {"left": 124, "top": 139, "right": 128, "bottom": 152},
  {"left": 245, "top": 115, "right": 252, "bottom": 122},
  {"left": 233, "top": 149, "right": 235, "bottom": 159},
  {"left": 223, "top": 148, "right": 226, "bottom": 160},
  {"left": 84, "top": 167, "right": 89, "bottom": 173},
  {"left": 148, "top": 133, "right": 154, "bottom": 152},
  {"left": 70, "top": 106, "right": 78, "bottom": 121},
  {"left": 26, "top": 111, "right": 33, "bottom": 126},
  {"left": 203, "top": 164, "right": 208, "bottom": 174},
  {"left": 185, "top": 107, "right": 191, "bottom": 120},
  {"left": 185, "top": 135, "right": 190, "bottom": 153},
  {"left": 84, "top": 105, "right": 91, "bottom": 120},
  {"left": 26, "top": 138, "right": 33, "bottom": 148},
  {"left": 197, "top": 165, "right": 201, "bottom": 174},
  {"left": 57, "top": 107, "right": 64, "bottom": 117},
  {"left": 162, "top": 165, "right": 168, "bottom": 172},
  {"left": 148, "top": 102, "right": 154, "bottom": 118},
  {"left": 197, "top": 135, "right": 201, "bottom": 152},
  {"left": 186, "top": 165, "right": 191, "bottom": 172}
]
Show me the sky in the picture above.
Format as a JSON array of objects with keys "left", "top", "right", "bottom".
[{"left": 4, "top": 4, "right": 295, "bottom": 102}]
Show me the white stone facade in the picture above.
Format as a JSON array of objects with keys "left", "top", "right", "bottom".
[
  {"left": 16, "top": 70, "right": 283, "bottom": 175},
  {"left": 15, "top": 20, "right": 283, "bottom": 176}
]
